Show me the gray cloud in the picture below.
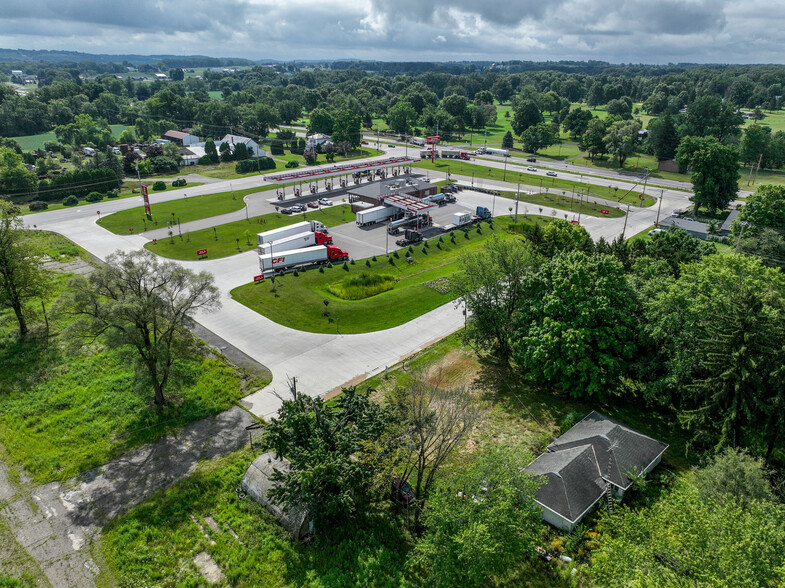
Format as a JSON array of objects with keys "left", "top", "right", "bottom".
[{"left": 0, "top": 0, "right": 781, "bottom": 64}]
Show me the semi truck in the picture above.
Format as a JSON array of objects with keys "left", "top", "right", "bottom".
[
  {"left": 395, "top": 229, "right": 423, "bottom": 247},
  {"left": 442, "top": 207, "right": 492, "bottom": 231},
  {"left": 387, "top": 214, "right": 433, "bottom": 234},
  {"left": 259, "top": 230, "right": 332, "bottom": 255},
  {"left": 440, "top": 148, "right": 470, "bottom": 160},
  {"left": 257, "top": 220, "right": 327, "bottom": 246},
  {"left": 485, "top": 147, "right": 510, "bottom": 157},
  {"left": 259, "top": 245, "right": 349, "bottom": 273},
  {"left": 356, "top": 205, "right": 400, "bottom": 227}
]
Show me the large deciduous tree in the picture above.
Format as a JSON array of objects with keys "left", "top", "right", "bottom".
[
  {"left": 409, "top": 444, "right": 543, "bottom": 588},
  {"left": 449, "top": 237, "right": 541, "bottom": 358},
  {"left": 683, "top": 138, "right": 739, "bottom": 214},
  {"left": 511, "top": 98, "right": 543, "bottom": 136},
  {"left": 262, "top": 383, "right": 390, "bottom": 535},
  {"left": 513, "top": 251, "right": 639, "bottom": 399},
  {"left": 738, "top": 184, "right": 785, "bottom": 233},
  {"left": 387, "top": 100, "right": 417, "bottom": 135},
  {"left": 61, "top": 250, "right": 220, "bottom": 405},
  {"left": 603, "top": 119, "right": 641, "bottom": 167},
  {"left": 0, "top": 201, "right": 48, "bottom": 337}
]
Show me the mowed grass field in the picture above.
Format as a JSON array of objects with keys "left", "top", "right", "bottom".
[
  {"left": 146, "top": 204, "right": 353, "bottom": 260},
  {"left": 231, "top": 216, "right": 553, "bottom": 334},
  {"left": 97, "top": 185, "right": 277, "bottom": 234},
  {"left": 12, "top": 124, "right": 131, "bottom": 151}
]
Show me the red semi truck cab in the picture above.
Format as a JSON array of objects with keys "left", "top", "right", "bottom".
[
  {"left": 326, "top": 245, "right": 349, "bottom": 261},
  {"left": 314, "top": 231, "right": 333, "bottom": 245}
]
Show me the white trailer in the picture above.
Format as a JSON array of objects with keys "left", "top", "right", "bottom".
[
  {"left": 256, "top": 220, "right": 327, "bottom": 246},
  {"left": 485, "top": 147, "right": 510, "bottom": 157},
  {"left": 443, "top": 211, "right": 474, "bottom": 231},
  {"left": 411, "top": 137, "right": 426, "bottom": 147},
  {"left": 259, "top": 245, "right": 349, "bottom": 273},
  {"left": 259, "top": 230, "right": 332, "bottom": 255},
  {"left": 356, "top": 205, "right": 398, "bottom": 226}
]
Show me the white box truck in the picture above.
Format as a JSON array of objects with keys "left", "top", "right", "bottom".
[
  {"left": 411, "top": 137, "right": 426, "bottom": 147},
  {"left": 356, "top": 205, "right": 399, "bottom": 227},
  {"left": 259, "top": 245, "right": 349, "bottom": 273},
  {"left": 256, "top": 220, "right": 327, "bottom": 246},
  {"left": 259, "top": 230, "right": 332, "bottom": 255}
]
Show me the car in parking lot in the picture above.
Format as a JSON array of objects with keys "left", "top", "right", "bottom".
[
  {"left": 281, "top": 207, "right": 294, "bottom": 215},
  {"left": 546, "top": 171, "right": 557, "bottom": 177},
  {"left": 526, "top": 157, "right": 536, "bottom": 162},
  {"left": 307, "top": 201, "right": 319, "bottom": 209},
  {"left": 287, "top": 204, "right": 304, "bottom": 213},
  {"left": 527, "top": 166, "right": 537, "bottom": 171},
  {"left": 318, "top": 198, "right": 333, "bottom": 206},
  {"left": 361, "top": 140, "right": 368, "bottom": 145}
]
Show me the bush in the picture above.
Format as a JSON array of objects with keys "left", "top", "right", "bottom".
[
  {"left": 152, "top": 181, "right": 166, "bottom": 191},
  {"left": 171, "top": 178, "right": 187, "bottom": 188},
  {"left": 27, "top": 200, "right": 48, "bottom": 211},
  {"left": 62, "top": 195, "right": 79, "bottom": 206},
  {"left": 285, "top": 160, "right": 300, "bottom": 168},
  {"left": 326, "top": 273, "right": 396, "bottom": 300},
  {"left": 150, "top": 156, "right": 179, "bottom": 174},
  {"left": 235, "top": 157, "right": 276, "bottom": 174},
  {"left": 85, "top": 191, "right": 103, "bottom": 202},
  {"left": 107, "top": 189, "right": 119, "bottom": 198}
]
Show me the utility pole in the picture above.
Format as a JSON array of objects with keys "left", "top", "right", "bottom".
[
  {"left": 655, "top": 189, "right": 664, "bottom": 226},
  {"left": 577, "top": 190, "right": 584, "bottom": 224},
  {"left": 735, "top": 221, "right": 748, "bottom": 253},
  {"left": 621, "top": 203, "right": 631, "bottom": 239},
  {"left": 752, "top": 153, "right": 763, "bottom": 186},
  {"left": 503, "top": 155, "right": 508, "bottom": 181},
  {"left": 514, "top": 190, "right": 519, "bottom": 224}
]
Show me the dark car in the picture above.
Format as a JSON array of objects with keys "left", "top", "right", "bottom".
[
  {"left": 280, "top": 207, "right": 294, "bottom": 214},
  {"left": 526, "top": 157, "right": 536, "bottom": 162}
]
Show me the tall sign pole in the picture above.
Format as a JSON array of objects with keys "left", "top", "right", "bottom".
[{"left": 141, "top": 184, "right": 152, "bottom": 220}]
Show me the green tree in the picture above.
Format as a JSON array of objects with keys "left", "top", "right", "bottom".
[
  {"left": 0, "top": 147, "right": 38, "bottom": 197},
  {"left": 511, "top": 98, "right": 543, "bottom": 136},
  {"left": 387, "top": 100, "right": 417, "bottom": 135},
  {"left": 307, "top": 107, "right": 334, "bottom": 135},
  {"left": 738, "top": 184, "right": 785, "bottom": 233},
  {"left": 332, "top": 109, "right": 362, "bottom": 148},
  {"left": 521, "top": 122, "right": 558, "bottom": 154},
  {"left": 692, "top": 448, "right": 776, "bottom": 509},
  {"left": 581, "top": 118, "right": 608, "bottom": 159},
  {"left": 501, "top": 130, "right": 514, "bottom": 149},
  {"left": 603, "top": 119, "right": 641, "bottom": 167},
  {"left": 685, "top": 95, "right": 744, "bottom": 142},
  {"left": 61, "top": 250, "right": 220, "bottom": 405},
  {"left": 562, "top": 107, "right": 593, "bottom": 139},
  {"left": 512, "top": 251, "right": 639, "bottom": 399},
  {"left": 0, "top": 202, "right": 48, "bottom": 337},
  {"left": 685, "top": 138, "right": 739, "bottom": 214},
  {"left": 491, "top": 78, "right": 513, "bottom": 104},
  {"left": 646, "top": 114, "right": 680, "bottom": 160},
  {"left": 739, "top": 123, "right": 771, "bottom": 167},
  {"left": 277, "top": 100, "right": 301, "bottom": 124},
  {"left": 245, "top": 103, "right": 280, "bottom": 137},
  {"left": 204, "top": 138, "right": 218, "bottom": 163},
  {"left": 262, "top": 383, "right": 390, "bottom": 535},
  {"left": 449, "top": 237, "right": 541, "bottom": 358},
  {"left": 409, "top": 444, "right": 543, "bottom": 588}
]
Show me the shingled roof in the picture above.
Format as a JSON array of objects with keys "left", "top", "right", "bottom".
[
  {"left": 525, "top": 445, "right": 606, "bottom": 525},
  {"left": 546, "top": 411, "right": 669, "bottom": 490}
]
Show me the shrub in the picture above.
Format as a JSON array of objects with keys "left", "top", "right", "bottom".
[
  {"left": 285, "top": 160, "right": 300, "bottom": 168},
  {"left": 107, "top": 189, "right": 119, "bottom": 198},
  {"left": 27, "top": 200, "right": 48, "bottom": 211},
  {"left": 171, "top": 178, "right": 187, "bottom": 188},
  {"left": 235, "top": 157, "right": 276, "bottom": 174},
  {"left": 152, "top": 181, "right": 166, "bottom": 191},
  {"left": 326, "top": 273, "right": 396, "bottom": 300},
  {"left": 85, "top": 191, "right": 103, "bottom": 202},
  {"left": 62, "top": 195, "right": 79, "bottom": 206}
]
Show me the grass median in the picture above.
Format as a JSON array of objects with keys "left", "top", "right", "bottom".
[
  {"left": 231, "top": 216, "right": 551, "bottom": 334},
  {"left": 146, "top": 204, "right": 353, "bottom": 260},
  {"left": 97, "top": 185, "right": 276, "bottom": 235}
]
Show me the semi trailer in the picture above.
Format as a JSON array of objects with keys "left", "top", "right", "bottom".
[
  {"left": 442, "top": 206, "right": 492, "bottom": 231},
  {"left": 356, "top": 205, "right": 400, "bottom": 227},
  {"left": 259, "top": 245, "right": 349, "bottom": 273},
  {"left": 256, "top": 220, "right": 327, "bottom": 246},
  {"left": 484, "top": 147, "right": 510, "bottom": 157},
  {"left": 259, "top": 230, "right": 332, "bottom": 255}
]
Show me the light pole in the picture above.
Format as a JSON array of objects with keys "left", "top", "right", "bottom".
[
  {"left": 655, "top": 189, "right": 664, "bottom": 226},
  {"left": 514, "top": 190, "right": 520, "bottom": 224},
  {"left": 503, "top": 155, "right": 508, "bottom": 181},
  {"left": 577, "top": 190, "right": 584, "bottom": 224}
]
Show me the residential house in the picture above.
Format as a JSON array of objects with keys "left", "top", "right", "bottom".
[
  {"left": 306, "top": 133, "right": 333, "bottom": 150},
  {"left": 525, "top": 411, "right": 668, "bottom": 531},
  {"left": 217, "top": 134, "right": 265, "bottom": 158}
]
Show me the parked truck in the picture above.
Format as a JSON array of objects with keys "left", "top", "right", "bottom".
[
  {"left": 259, "top": 245, "right": 349, "bottom": 273},
  {"left": 257, "top": 220, "right": 327, "bottom": 246},
  {"left": 356, "top": 205, "right": 400, "bottom": 227},
  {"left": 395, "top": 229, "right": 423, "bottom": 247},
  {"left": 259, "top": 230, "right": 332, "bottom": 255},
  {"left": 411, "top": 137, "right": 426, "bottom": 147},
  {"left": 387, "top": 214, "right": 433, "bottom": 234},
  {"left": 485, "top": 147, "right": 510, "bottom": 157},
  {"left": 440, "top": 148, "right": 470, "bottom": 160},
  {"left": 442, "top": 207, "right": 492, "bottom": 231}
]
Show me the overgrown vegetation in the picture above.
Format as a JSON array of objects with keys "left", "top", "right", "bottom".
[{"left": 326, "top": 272, "right": 396, "bottom": 300}]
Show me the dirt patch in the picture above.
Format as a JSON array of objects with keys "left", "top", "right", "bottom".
[
  {"left": 193, "top": 551, "right": 224, "bottom": 584},
  {"left": 424, "top": 349, "right": 482, "bottom": 390},
  {"left": 324, "top": 372, "right": 368, "bottom": 401},
  {"left": 423, "top": 277, "right": 450, "bottom": 294}
]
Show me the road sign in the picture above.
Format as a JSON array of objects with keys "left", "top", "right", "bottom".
[
  {"left": 197, "top": 248, "right": 207, "bottom": 256},
  {"left": 141, "top": 184, "right": 151, "bottom": 216},
  {"left": 253, "top": 274, "right": 265, "bottom": 282}
]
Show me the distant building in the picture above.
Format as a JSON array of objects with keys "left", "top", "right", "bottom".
[
  {"left": 154, "top": 73, "right": 168, "bottom": 80},
  {"left": 306, "top": 133, "right": 333, "bottom": 149},
  {"left": 218, "top": 134, "right": 265, "bottom": 157},
  {"left": 10, "top": 69, "right": 22, "bottom": 77},
  {"left": 657, "top": 159, "right": 680, "bottom": 173},
  {"left": 180, "top": 146, "right": 206, "bottom": 166},
  {"left": 163, "top": 130, "right": 199, "bottom": 147},
  {"left": 525, "top": 411, "right": 668, "bottom": 532}
]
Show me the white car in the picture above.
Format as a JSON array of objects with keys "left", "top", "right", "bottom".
[
  {"left": 318, "top": 198, "right": 333, "bottom": 206},
  {"left": 648, "top": 228, "right": 664, "bottom": 236},
  {"left": 546, "top": 171, "right": 557, "bottom": 177},
  {"left": 527, "top": 166, "right": 537, "bottom": 171}
]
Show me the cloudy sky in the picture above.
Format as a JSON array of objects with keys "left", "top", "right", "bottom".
[{"left": 1, "top": 0, "right": 783, "bottom": 64}]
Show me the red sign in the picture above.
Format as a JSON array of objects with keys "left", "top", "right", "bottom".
[
  {"left": 571, "top": 220, "right": 579, "bottom": 224},
  {"left": 253, "top": 274, "right": 265, "bottom": 282},
  {"left": 141, "top": 185, "right": 151, "bottom": 215},
  {"left": 601, "top": 209, "right": 610, "bottom": 215},
  {"left": 196, "top": 249, "right": 207, "bottom": 256}
]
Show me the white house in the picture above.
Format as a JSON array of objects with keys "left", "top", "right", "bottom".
[
  {"left": 218, "top": 134, "right": 265, "bottom": 158},
  {"left": 306, "top": 133, "right": 333, "bottom": 150},
  {"left": 180, "top": 145, "right": 206, "bottom": 166}
]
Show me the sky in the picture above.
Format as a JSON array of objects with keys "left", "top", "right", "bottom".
[{"left": 2, "top": 0, "right": 784, "bottom": 64}]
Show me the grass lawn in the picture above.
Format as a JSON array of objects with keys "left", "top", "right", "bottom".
[
  {"left": 95, "top": 449, "right": 412, "bottom": 588},
  {"left": 146, "top": 204, "right": 353, "bottom": 260},
  {"left": 231, "top": 216, "right": 554, "bottom": 334},
  {"left": 0, "top": 233, "right": 268, "bottom": 484},
  {"left": 11, "top": 125, "right": 131, "bottom": 152},
  {"left": 20, "top": 182, "right": 205, "bottom": 216},
  {"left": 97, "top": 186, "right": 276, "bottom": 235}
]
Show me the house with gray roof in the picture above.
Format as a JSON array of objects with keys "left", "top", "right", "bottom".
[{"left": 525, "top": 411, "right": 668, "bottom": 531}]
